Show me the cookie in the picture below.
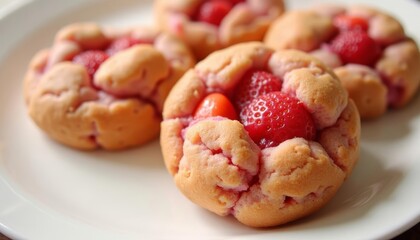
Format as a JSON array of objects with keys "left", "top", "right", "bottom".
[
  {"left": 264, "top": 5, "right": 420, "bottom": 119},
  {"left": 161, "top": 42, "right": 360, "bottom": 227},
  {"left": 154, "top": 0, "right": 285, "bottom": 60},
  {"left": 24, "top": 23, "right": 195, "bottom": 150}
]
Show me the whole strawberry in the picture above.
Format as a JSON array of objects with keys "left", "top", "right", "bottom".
[
  {"left": 72, "top": 50, "right": 109, "bottom": 79},
  {"left": 240, "top": 92, "right": 316, "bottom": 148},
  {"left": 233, "top": 70, "right": 282, "bottom": 110},
  {"left": 330, "top": 30, "right": 381, "bottom": 66}
]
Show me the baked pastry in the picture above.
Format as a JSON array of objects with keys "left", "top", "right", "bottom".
[
  {"left": 154, "top": 0, "right": 285, "bottom": 60},
  {"left": 264, "top": 5, "right": 420, "bottom": 119},
  {"left": 161, "top": 42, "right": 360, "bottom": 227},
  {"left": 24, "top": 23, "right": 195, "bottom": 150}
]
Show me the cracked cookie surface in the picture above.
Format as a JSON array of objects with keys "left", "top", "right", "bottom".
[
  {"left": 161, "top": 42, "right": 360, "bottom": 227},
  {"left": 24, "top": 23, "right": 195, "bottom": 150},
  {"left": 154, "top": 0, "right": 285, "bottom": 60},
  {"left": 264, "top": 5, "right": 420, "bottom": 119}
]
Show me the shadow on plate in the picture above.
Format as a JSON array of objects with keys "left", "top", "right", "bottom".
[
  {"left": 279, "top": 146, "right": 404, "bottom": 232},
  {"left": 85, "top": 139, "right": 166, "bottom": 169},
  {"left": 45, "top": 137, "right": 166, "bottom": 170}
]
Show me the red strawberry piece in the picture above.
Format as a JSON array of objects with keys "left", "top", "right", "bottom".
[
  {"left": 72, "top": 50, "right": 109, "bottom": 79},
  {"left": 240, "top": 92, "right": 316, "bottom": 148},
  {"left": 387, "top": 85, "right": 404, "bottom": 107},
  {"left": 382, "top": 76, "right": 404, "bottom": 107},
  {"left": 333, "top": 15, "right": 369, "bottom": 32},
  {"left": 194, "top": 93, "right": 237, "bottom": 120},
  {"left": 230, "top": 0, "right": 245, "bottom": 5},
  {"left": 330, "top": 31, "right": 381, "bottom": 66},
  {"left": 233, "top": 70, "right": 282, "bottom": 110},
  {"left": 106, "top": 36, "right": 144, "bottom": 55},
  {"left": 195, "top": 0, "right": 234, "bottom": 26}
]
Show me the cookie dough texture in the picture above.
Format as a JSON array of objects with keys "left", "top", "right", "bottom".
[
  {"left": 24, "top": 23, "right": 195, "bottom": 150},
  {"left": 154, "top": 0, "right": 285, "bottom": 59},
  {"left": 264, "top": 5, "right": 420, "bottom": 119},
  {"left": 161, "top": 42, "right": 360, "bottom": 227}
]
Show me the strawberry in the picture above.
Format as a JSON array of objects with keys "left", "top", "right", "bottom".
[
  {"left": 106, "top": 36, "right": 144, "bottom": 55},
  {"left": 330, "top": 30, "right": 381, "bottom": 66},
  {"left": 194, "top": 93, "right": 237, "bottom": 120},
  {"left": 230, "top": 0, "right": 245, "bottom": 5},
  {"left": 195, "top": 0, "right": 234, "bottom": 26},
  {"left": 333, "top": 15, "right": 369, "bottom": 32},
  {"left": 240, "top": 92, "right": 316, "bottom": 148},
  {"left": 72, "top": 50, "right": 109, "bottom": 79},
  {"left": 233, "top": 70, "right": 282, "bottom": 110}
]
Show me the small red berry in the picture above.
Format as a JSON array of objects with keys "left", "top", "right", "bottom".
[
  {"left": 240, "top": 92, "right": 316, "bottom": 148},
  {"left": 194, "top": 93, "right": 237, "bottom": 120},
  {"left": 333, "top": 15, "right": 369, "bottom": 32},
  {"left": 233, "top": 70, "right": 282, "bottom": 110},
  {"left": 106, "top": 36, "right": 144, "bottom": 55},
  {"left": 72, "top": 50, "right": 109, "bottom": 79},
  {"left": 330, "top": 31, "right": 381, "bottom": 66},
  {"left": 195, "top": 0, "right": 233, "bottom": 26}
]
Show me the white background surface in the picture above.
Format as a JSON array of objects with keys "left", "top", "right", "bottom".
[{"left": 0, "top": 0, "right": 419, "bottom": 239}]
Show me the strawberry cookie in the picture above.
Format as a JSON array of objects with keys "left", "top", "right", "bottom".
[
  {"left": 264, "top": 5, "right": 420, "bottom": 119},
  {"left": 161, "top": 42, "right": 360, "bottom": 227},
  {"left": 24, "top": 23, "right": 195, "bottom": 150},
  {"left": 154, "top": 0, "right": 285, "bottom": 60}
]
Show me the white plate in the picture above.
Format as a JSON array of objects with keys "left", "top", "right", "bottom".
[{"left": 0, "top": 0, "right": 419, "bottom": 239}]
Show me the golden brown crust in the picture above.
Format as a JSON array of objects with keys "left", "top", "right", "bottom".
[
  {"left": 234, "top": 138, "right": 345, "bottom": 227},
  {"left": 335, "top": 65, "right": 387, "bottom": 119},
  {"left": 175, "top": 119, "right": 260, "bottom": 216},
  {"left": 268, "top": 50, "right": 348, "bottom": 129},
  {"left": 56, "top": 22, "right": 109, "bottom": 50},
  {"left": 162, "top": 70, "right": 207, "bottom": 119},
  {"left": 264, "top": 5, "right": 420, "bottom": 119},
  {"left": 160, "top": 119, "right": 185, "bottom": 175},
  {"left": 264, "top": 11, "right": 336, "bottom": 52},
  {"left": 23, "top": 49, "right": 49, "bottom": 104},
  {"left": 95, "top": 45, "right": 170, "bottom": 99},
  {"left": 375, "top": 40, "right": 420, "bottom": 108},
  {"left": 195, "top": 42, "right": 273, "bottom": 90},
  {"left": 161, "top": 42, "right": 360, "bottom": 227},
  {"left": 27, "top": 63, "right": 161, "bottom": 150},
  {"left": 28, "top": 63, "right": 97, "bottom": 149},
  {"left": 155, "top": 0, "right": 285, "bottom": 59},
  {"left": 24, "top": 23, "right": 195, "bottom": 150},
  {"left": 319, "top": 99, "right": 360, "bottom": 176}
]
